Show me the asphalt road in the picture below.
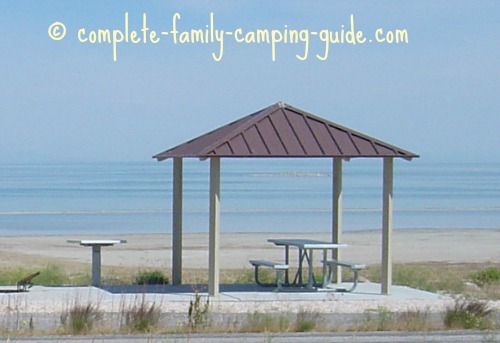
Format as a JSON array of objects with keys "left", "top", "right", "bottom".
[{"left": 4, "top": 331, "right": 499, "bottom": 342}]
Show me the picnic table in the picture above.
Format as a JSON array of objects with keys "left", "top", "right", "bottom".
[
  {"left": 67, "top": 239, "right": 126, "bottom": 286},
  {"left": 267, "top": 238, "right": 347, "bottom": 290}
]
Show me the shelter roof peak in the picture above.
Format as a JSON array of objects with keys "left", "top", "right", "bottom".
[{"left": 153, "top": 102, "right": 419, "bottom": 161}]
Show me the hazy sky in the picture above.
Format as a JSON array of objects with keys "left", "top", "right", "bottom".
[{"left": 1, "top": 1, "right": 498, "bottom": 163}]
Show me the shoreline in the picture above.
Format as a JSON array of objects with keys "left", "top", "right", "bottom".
[
  {"left": 0, "top": 228, "right": 498, "bottom": 271},
  {"left": 1, "top": 226, "right": 499, "bottom": 237}
]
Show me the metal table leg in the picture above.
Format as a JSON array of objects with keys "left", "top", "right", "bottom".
[{"left": 307, "top": 249, "right": 314, "bottom": 289}]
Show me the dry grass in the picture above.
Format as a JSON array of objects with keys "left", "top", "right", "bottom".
[
  {"left": 121, "top": 295, "right": 161, "bottom": 333},
  {"left": 364, "top": 262, "right": 500, "bottom": 299},
  {"left": 1, "top": 261, "right": 499, "bottom": 301},
  {"left": 240, "top": 312, "right": 291, "bottom": 333},
  {"left": 355, "top": 307, "right": 442, "bottom": 332},
  {"left": 60, "top": 301, "right": 101, "bottom": 334}
]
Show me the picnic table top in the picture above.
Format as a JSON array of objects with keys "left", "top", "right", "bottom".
[
  {"left": 67, "top": 239, "right": 127, "bottom": 246},
  {"left": 267, "top": 238, "right": 347, "bottom": 249}
]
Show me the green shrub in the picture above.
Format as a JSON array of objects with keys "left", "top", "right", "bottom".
[
  {"left": 444, "top": 298, "right": 493, "bottom": 329},
  {"left": 471, "top": 268, "right": 500, "bottom": 287},
  {"left": 135, "top": 270, "right": 169, "bottom": 285}
]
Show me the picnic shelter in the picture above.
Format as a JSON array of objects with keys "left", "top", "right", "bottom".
[{"left": 153, "top": 102, "right": 419, "bottom": 296}]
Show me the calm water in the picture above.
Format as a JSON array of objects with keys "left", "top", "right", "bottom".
[{"left": 0, "top": 160, "right": 499, "bottom": 235}]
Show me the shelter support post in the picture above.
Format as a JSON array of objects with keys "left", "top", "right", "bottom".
[
  {"left": 172, "top": 157, "right": 183, "bottom": 285},
  {"left": 381, "top": 157, "right": 394, "bottom": 294},
  {"left": 91, "top": 245, "right": 101, "bottom": 287},
  {"left": 208, "top": 157, "right": 221, "bottom": 296},
  {"left": 332, "top": 157, "right": 343, "bottom": 284}
]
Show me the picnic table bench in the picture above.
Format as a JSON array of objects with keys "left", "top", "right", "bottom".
[
  {"left": 324, "top": 259, "right": 366, "bottom": 292},
  {"left": 249, "top": 260, "right": 289, "bottom": 289}
]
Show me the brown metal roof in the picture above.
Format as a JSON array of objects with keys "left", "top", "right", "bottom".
[{"left": 153, "top": 102, "right": 419, "bottom": 161}]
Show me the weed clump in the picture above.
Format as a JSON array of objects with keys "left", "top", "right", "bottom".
[
  {"left": 374, "top": 306, "right": 393, "bottom": 331},
  {"left": 444, "top": 298, "right": 494, "bottom": 329},
  {"left": 294, "top": 310, "right": 318, "bottom": 332},
  {"left": 188, "top": 291, "right": 210, "bottom": 331},
  {"left": 60, "top": 302, "right": 101, "bottom": 334},
  {"left": 123, "top": 295, "right": 161, "bottom": 333}
]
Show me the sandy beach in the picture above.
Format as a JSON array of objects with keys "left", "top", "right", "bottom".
[{"left": 0, "top": 228, "right": 498, "bottom": 272}]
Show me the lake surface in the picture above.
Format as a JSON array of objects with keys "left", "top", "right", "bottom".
[{"left": 1, "top": 159, "right": 499, "bottom": 235}]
